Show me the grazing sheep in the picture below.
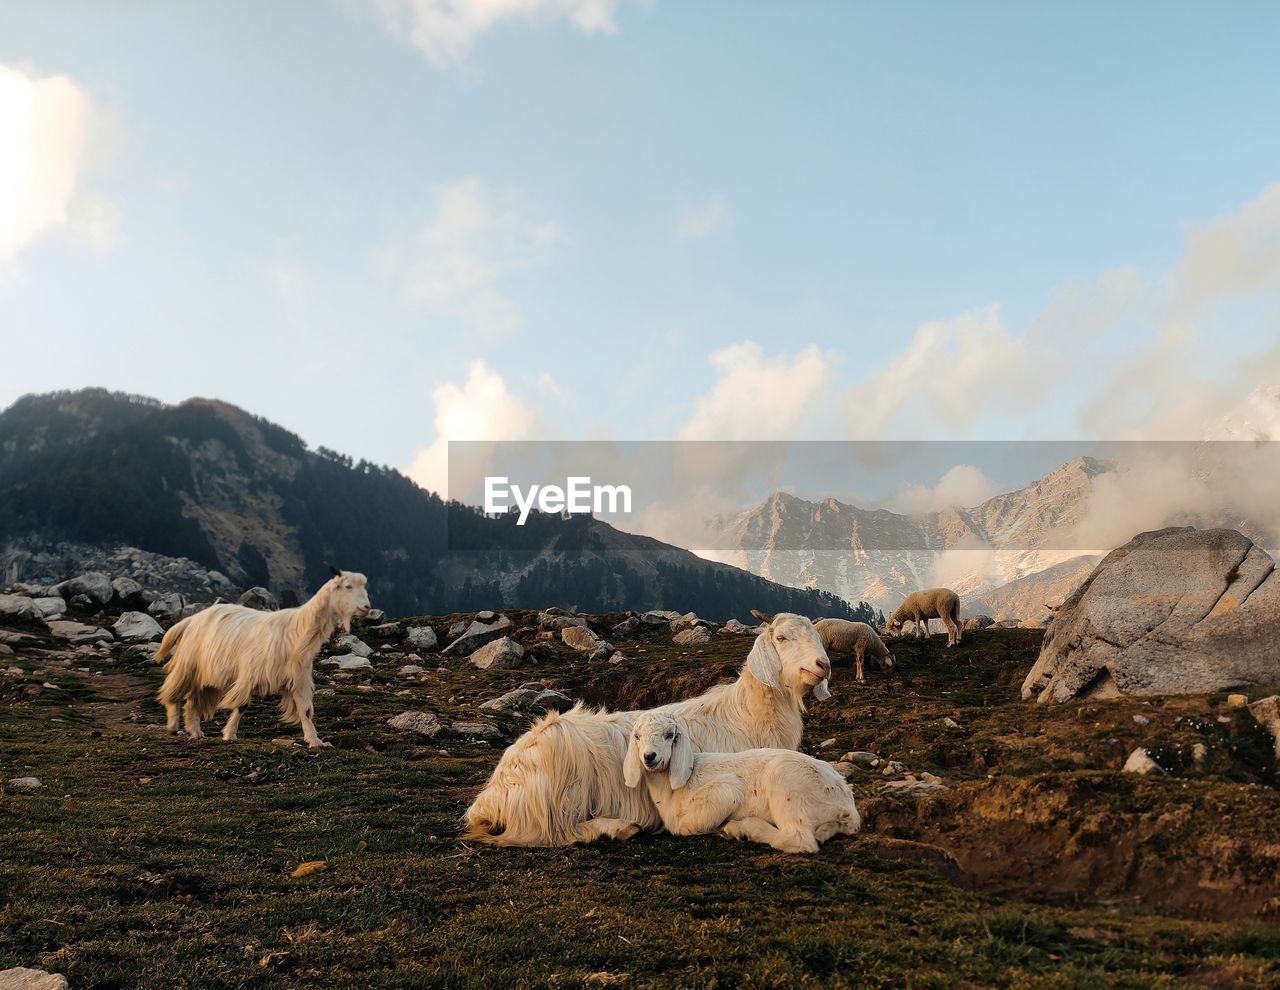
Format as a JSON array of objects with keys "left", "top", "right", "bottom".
[
  {"left": 813, "top": 618, "right": 894, "bottom": 683},
  {"left": 155, "top": 566, "right": 371, "bottom": 748},
  {"left": 462, "top": 610, "right": 833, "bottom": 847},
  {"left": 623, "top": 711, "right": 860, "bottom": 854},
  {"left": 886, "top": 588, "right": 962, "bottom": 647}
]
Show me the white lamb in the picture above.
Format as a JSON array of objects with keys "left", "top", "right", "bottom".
[
  {"left": 624, "top": 710, "right": 861, "bottom": 854},
  {"left": 462, "top": 610, "right": 833, "bottom": 846},
  {"left": 154, "top": 566, "right": 371, "bottom": 748}
]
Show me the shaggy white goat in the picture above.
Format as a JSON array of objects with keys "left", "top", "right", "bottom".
[
  {"left": 624, "top": 711, "right": 860, "bottom": 854},
  {"left": 886, "top": 588, "right": 963, "bottom": 647},
  {"left": 813, "top": 618, "right": 894, "bottom": 683},
  {"left": 462, "top": 610, "right": 833, "bottom": 847},
  {"left": 154, "top": 567, "right": 370, "bottom": 748}
]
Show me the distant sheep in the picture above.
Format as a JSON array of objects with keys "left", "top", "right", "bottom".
[
  {"left": 155, "top": 567, "right": 371, "bottom": 748},
  {"left": 886, "top": 588, "right": 962, "bottom": 647},
  {"left": 814, "top": 618, "right": 894, "bottom": 683},
  {"left": 462, "top": 611, "right": 833, "bottom": 846},
  {"left": 624, "top": 711, "right": 861, "bottom": 854}
]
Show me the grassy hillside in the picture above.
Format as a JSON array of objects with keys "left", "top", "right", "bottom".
[{"left": 2, "top": 615, "right": 1279, "bottom": 988}]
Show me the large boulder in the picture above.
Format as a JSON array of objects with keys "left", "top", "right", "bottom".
[
  {"left": 0, "top": 967, "right": 69, "bottom": 990},
  {"left": 51, "top": 571, "right": 113, "bottom": 605},
  {"left": 238, "top": 587, "right": 278, "bottom": 611},
  {"left": 30, "top": 597, "right": 67, "bottom": 620},
  {"left": 0, "top": 595, "right": 42, "bottom": 624},
  {"left": 146, "top": 592, "right": 187, "bottom": 623},
  {"left": 561, "top": 625, "right": 601, "bottom": 653},
  {"left": 442, "top": 615, "right": 513, "bottom": 656},
  {"left": 673, "top": 626, "right": 712, "bottom": 646},
  {"left": 405, "top": 626, "right": 439, "bottom": 651},
  {"left": 1022, "top": 528, "right": 1280, "bottom": 704},
  {"left": 113, "top": 611, "right": 164, "bottom": 643},
  {"left": 469, "top": 636, "right": 525, "bottom": 670},
  {"left": 110, "top": 576, "right": 144, "bottom": 603},
  {"left": 48, "top": 620, "right": 112, "bottom": 644}
]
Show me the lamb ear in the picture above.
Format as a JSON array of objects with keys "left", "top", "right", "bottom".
[
  {"left": 746, "top": 634, "right": 781, "bottom": 690},
  {"left": 750, "top": 609, "right": 774, "bottom": 624},
  {"left": 668, "top": 731, "right": 694, "bottom": 790},
  {"left": 623, "top": 731, "right": 645, "bottom": 789}
]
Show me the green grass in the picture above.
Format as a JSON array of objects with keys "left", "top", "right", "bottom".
[{"left": 2, "top": 618, "right": 1279, "bottom": 988}]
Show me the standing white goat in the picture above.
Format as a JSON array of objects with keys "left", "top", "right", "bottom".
[
  {"left": 154, "top": 566, "right": 370, "bottom": 748},
  {"left": 624, "top": 711, "right": 861, "bottom": 854},
  {"left": 462, "top": 610, "right": 833, "bottom": 846}
]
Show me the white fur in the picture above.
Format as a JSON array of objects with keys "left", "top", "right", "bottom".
[
  {"left": 625, "top": 711, "right": 861, "bottom": 854},
  {"left": 886, "top": 587, "right": 963, "bottom": 647},
  {"left": 154, "top": 570, "right": 371, "bottom": 748},
  {"left": 814, "top": 618, "right": 894, "bottom": 683},
  {"left": 462, "top": 611, "right": 833, "bottom": 846}
]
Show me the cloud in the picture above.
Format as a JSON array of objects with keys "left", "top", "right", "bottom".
[
  {"left": 892, "top": 464, "right": 1001, "bottom": 514},
  {"left": 405, "top": 360, "right": 536, "bottom": 497},
  {"left": 675, "top": 195, "right": 732, "bottom": 240},
  {"left": 0, "top": 64, "right": 112, "bottom": 262},
  {"left": 677, "top": 342, "right": 834, "bottom": 441},
  {"left": 386, "top": 177, "right": 562, "bottom": 337},
  {"left": 1173, "top": 182, "right": 1280, "bottom": 314},
  {"left": 364, "top": 0, "right": 620, "bottom": 67},
  {"left": 845, "top": 306, "right": 1032, "bottom": 439}
]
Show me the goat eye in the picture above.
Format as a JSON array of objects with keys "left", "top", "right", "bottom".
[
  {"left": 665, "top": 732, "right": 673, "bottom": 740},
  {"left": 776, "top": 634, "right": 787, "bottom": 641}
]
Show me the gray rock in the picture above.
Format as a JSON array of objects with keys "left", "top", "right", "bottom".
[
  {"left": 0, "top": 967, "right": 68, "bottom": 990},
  {"left": 111, "top": 576, "right": 144, "bottom": 602},
  {"left": 721, "top": 618, "right": 758, "bottom": 635},
  {"left": 880, "top": 774, "right": 949, "bottom": 796},
  {"left": 321, "top": 653, "right": 372, "bottom": 670},
  {"left": 669, "top": 612, "right": 706, "bottom": 634},
  {"left": 610, "top": 617, "right": 639, "bottom": 637},
  {"left": 398, "top": 664, "right": 424, "bottom": 676},
  {"left": 448, "top": 621, "right": 467, "bottom": 637},
  {"left": 177, "top": 602, "right": 209, "bottom": 619},
  {"left": 0, "top": 594, "right": 41, "bottom": 623},
  {"left": 363, "top": 608, "right": 386, "bottom": 623},
  {"left": 561, "top": 625, "right": 601, "bottom": 653},
  {"left": 237, "top": 587, "right": 277, "bottom": 611},
  {"left": 47, "top": 620, "right": 112, "bottom": 644},
  {"left": 370, "top": 622, "right": 403, "bottom": 638},
  {"left": 29, "top": 597, "right": 66, "bottom": 620},
  {"left": 540, "top": 613, "right": 589, "bottom": 631},
  {"left": 469, "top": 636, "right": 525, "bottom": 670},
  {"left": 7, "top": 777, "right": 41, "bottom": 790},
  {"left": 335, "top": 633, "right": 372, "bottom": 658},
  {"left": 479, "top": 682, "right": 575, "bottom": 713},
  {"left": 673, "top": 626, "right": 711, "bottom": 646},
  {"left": 112, "top": 611, "right": 164, "bottom": 643},
  {"left": 1023, "top": 528, "right": 1280, "bottom": 704},
  {"left": 588, "top": 643, "right": 616, "bottom": 664},
  {"left": 644, "top": 610, "right": 680, "bottom": 621},
  {"left": 476, "top": 610, "right": 496, "bottom": 621},
  {"left": 1123, "top": 748, "right": 1164, "bottom": 775},
  {"left": 52, "top": 571, "right": 113, "bottom": 604},
  {"left": 995, "top": 619, "right": 1021, "bottom": 628},
  {"left": 963, "top": 614, "right": 995, "bottom": 631},
  {"left": 387, "top": 711, "right": 443, "bottom": 738},
  {"left": 451, "top": 721, "right": 505, "bottom": 743},
  {"left": 405, "top": 626, "right": 439, "bottom": 651},
  {"left": 442, "top": 616, "right": 512, "bottom": 656},
  {"left": 146, "top": 592, "right": 187, "bottom": 622}
]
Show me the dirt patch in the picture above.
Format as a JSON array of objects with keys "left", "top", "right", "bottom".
[{"left": 864, "top": 775, "right": 1280, "bottom": 922}]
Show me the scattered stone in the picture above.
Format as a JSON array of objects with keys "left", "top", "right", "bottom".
[
  {"left": 451, "top": 721, "right": 505, "bottom": 743},
  {"left": 238, "top": 587, "right": 278, "bottom": 611},
  {"left": 469, "top": 636, "right": 525, "bottom": 670},
  {"left": 673, "top": 626, "right": 711, "bottom": 646},
  {"left": 387, "top": 711, "right": 444, "bottom": 738},
  {"left": 112, "top": 611, "right": 164, "bottom": 643},
  {"left": 363, "top": 609, "right": 386, "bottom": 623},
  {"left": 335, "top": 633, "right": 372, "bottom": 658},
  {"left": 405, "top": 626, "right": 439, "bottom": 651},
  {"left": 610, "top": 617, "right": 639, "bottom": 637},
  {"left": 1123, "top": 747, "right": 1165, "bottom": 775},
  {"left": 111, "top": 576, "right": 144, "bottom": 602},
  {"left": 841, "top": 751, "right": 881, "bottom": 768},
  {"left": 1023, "top": 528, "right": 1280, "bottom": 704},
  {"left": 669, "top": 612, "right": 705, "bottom": 634},
  {"left": 0, "top": 594, "right": 41, "bottom": 623},
  {"left": 539, "top": 612, "right": 588, "bottom": 631},
  {"left": 7, "top": 777, "right": 41, "bottom": 790},
  {"left": 443, "top": 616, "right": 513, "bottom": 656},
  {"left": 588, "top": 643, "right": 616, "bottom": 664},
  {"left": 943, "top": 717, "right": 961, "bottom": 729},
  {"left": 561, "top": 625, "right": 602, "bottom": 653},
  {"left": 881, "top": 775, "right": 949, "bottom": 796},
  {"left": 644, "top": 610, "right": 680, "bottom": 621},
  {"left": 963, "top": 614, "right": 996, "bottom": 631},
  {"left": 399, "top": 664, "right": 424, "bottom": 676},
  {"left": 29, "top": 597, "right": 66, "bottom": 620},
  {"left": 880, "top": 761, "right": 909, "bottom": 777},
  {"left": 448, "top": 621, "right": 467, "bottom": 637},
  {"left": 1132, "top": 714, "right": 1150, "bottom": 726},
  {"left": 369, "top": 622, "right": 403, "bottom": 638},
  {"left": 47, "top": 620, "right": 112, "bottom": 644},
  {"left": 321, "top": 653, "right": 372, "bottom": 671},
  {"left": 52, "top": 571, "right": 113, "bottom": 605},
  {"left": 1227, "top": 693, "right": 1249, "bottom": 709},
  {"left": 479, "top": 682, "right": 575, "bottom": 714},
  {"left": 146, "top": 592, "right": 187, "bottom": 622},
  {"left": 0, "top": 967, "right": 69, "bottom": 990},
  {"left": 818, "top": 737, "right": 836, "bottom": 749},
  {"left": 0, "top": 645, "right": 12, "bottom": 657},
  {"left": 1192, "top": 742, "right": 1209, "bottom": 763},
  {"left": 721, "top": 618, "right": 758, "bottom": 635}
]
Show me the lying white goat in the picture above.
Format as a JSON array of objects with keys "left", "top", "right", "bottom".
[
  {"left": 154, "top": 566, "right": 370, "bottom": 748},
  {"left": 463, "top": 611, "right": 832, "bottom": 846},
  {"left": 624, "top": 710, "right": 861, "bottom": 854}
]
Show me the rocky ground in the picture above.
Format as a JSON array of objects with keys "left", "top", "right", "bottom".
[{"left": 2, "top": 589, "right": 1280, "bottom": 988}]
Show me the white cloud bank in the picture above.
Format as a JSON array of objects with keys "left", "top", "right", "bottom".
[
  {"left": 0, "top": 64, "right": 112, "bottom": 262},
  {"left": 364, "top": 0, "right": 620, "bottom": 67},
  {"left": 406, "top": 360, "right": 537, "bottom": 498},
  {"left": 676, "top": 195, "right": 732, "bottom": 240},
  {"left": 387, "top": 177, "right": 562, "bottom": 337}
]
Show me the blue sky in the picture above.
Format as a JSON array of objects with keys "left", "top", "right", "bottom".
[{"left": 4, "top": 0, "right": 1280, "bottom": 498}]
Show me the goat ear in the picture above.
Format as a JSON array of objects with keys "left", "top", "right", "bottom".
[
  {"left": 326, "top": 562, "right": 343, "bottom": 579},
  {"left": 745, "top": 633, "right": 781, "bottom": 690},
  {"left": 812, "top": 678, "right": 831, "bottom": 701},
  {"left": 668, "top": 730, "right": 694, "bottom": 790},
  {"left": 623, "top": 730, "right": 645, "bottom": 789},
  {"left": 750, "top": 609, "right": 774, "bottom": 625}
]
